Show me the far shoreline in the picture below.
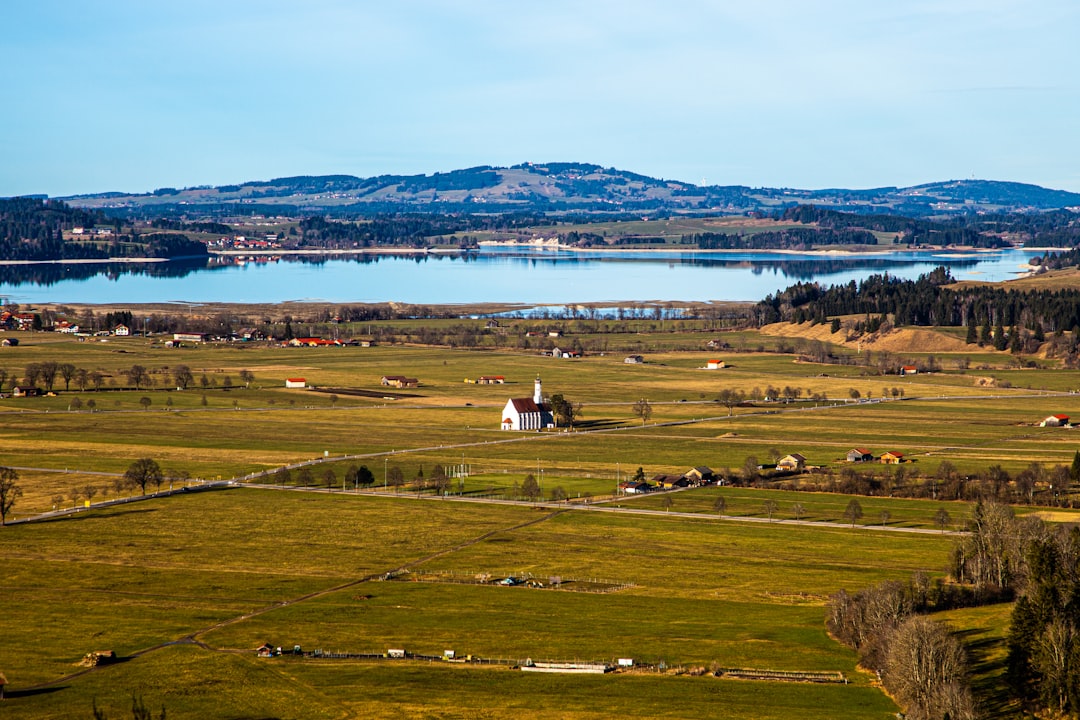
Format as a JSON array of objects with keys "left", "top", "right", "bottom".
[{"left": 0, "top": 242, "right": 1053, "bottom": 266}]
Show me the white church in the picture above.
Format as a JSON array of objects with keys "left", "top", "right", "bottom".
[{"left": 501, "top": 376, "right": 554, "bottom": 431}]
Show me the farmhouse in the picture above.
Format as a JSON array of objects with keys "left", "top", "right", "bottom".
[
  {"left": 880, "top": 451, "right": 905, "bottom": 465},
  {"left": 501, "top": 376, "right": 554, "bottom": 431},
  {"left": 652, "top": 474, "right": 691, "bottom": 489},
  {"left": 900, "top": 365, "right": 918, "bottom": 375},
  {"left": 289, "top": 337, "right": 341, "bottom": 347},
  {"left": 381, "top": 375, "right": 419, "bottom": 389},
  {"left": 618, "top": 480, "right": 651, "bottom": 494},
  {"left": 173, "top": 332, "right": 208, "bottom": 343},
  {"left": 477, "top": 375, "right": 505, "bottom": 384},
  {"left": 285, "top": 378, "right": 306, "bottom": 389},
  {"left": 776, "top": 453, "right": 807, "bottom": 471},
  {"left": 684, "top": 466, "right": 715, "bottom": 484},
  {"left": 13, "top": 313, "right": 36, "bottom": 330},
  {"left": 846, "top": 448, "right": 874, "bottom": 463},
  {"left": 1040, "top": 414, "right": 1071, "bottom": 427},
  {"left": 706, "top": 359, "right": 727, "bottom": 370},
  {"left": 11, "top": 386, "right": 40, "bottom": 398},
  {"left": 113, "top": 324, "right": 130, "bottom": 336}
]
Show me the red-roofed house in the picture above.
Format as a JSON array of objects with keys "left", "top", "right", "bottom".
[
  {"left": 1041, "top": 414, "right": 1071, "bottom": 427},
  {"left": 880, "top": 451, "right": 905, "bottom": 464},
  {"left": 285, "top": 378, "right": 306, "bottom": 389}
]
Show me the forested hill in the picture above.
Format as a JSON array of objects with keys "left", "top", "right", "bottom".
[
  {"left": 756, "top": 269, "right": 1080, "bottom": 356},
  {"left": 57, "top": 163, "right": 1080, "bottom": 217},
  {"left": 0, "top": 197, "right": 109, "bottom": 260},
  {"left": 0, "top": 197, "right": 208, "bottom": 261}
]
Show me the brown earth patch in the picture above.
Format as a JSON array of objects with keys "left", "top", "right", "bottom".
[{"left": 760, "top": 322, "right": 978, "bottom": 354}]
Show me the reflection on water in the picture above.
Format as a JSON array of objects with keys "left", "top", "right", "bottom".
[{"left": 0, "top": 248, "right": 1040, "bottom": 305}]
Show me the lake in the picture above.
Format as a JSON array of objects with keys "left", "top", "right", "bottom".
[{"left": 0, "top": 247, "right": 1043, "bottom": 306}]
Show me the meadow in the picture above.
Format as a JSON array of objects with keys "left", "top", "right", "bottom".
[
  {"left": 0, "top": 324, "right": 1073, "bottom": 717},
  {"left": 2, "top": 489, "right": 935, "bottom": 719}
]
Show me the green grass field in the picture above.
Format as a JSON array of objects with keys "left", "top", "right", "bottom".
[
  {"left": 0, "top": 328, "right": 1069, "bottom": 717},
  {"left": 1, "top": 489, "right": 928, "bottom": 718}
]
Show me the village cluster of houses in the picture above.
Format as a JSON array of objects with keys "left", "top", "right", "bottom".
[
  {"left": 70, "top": 227, "right": 114, "bottom": 237},
  {"left": 0, "top": 312, "right": 40, "bottom": 331},
  {"left": 618, "top": 466, "right": 718, "bottom": 494},
  {"left": 0, "top": 314, "right": 280, "bottom": 344},
  {"left": 204, "top": 235, "right": 282, "bottom": 250},
  {"left": 286, "top": 336, "right": 373, "bottom": 348}
]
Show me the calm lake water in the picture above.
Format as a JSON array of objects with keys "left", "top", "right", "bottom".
[{"left": 0, "top": 247, "right": 1043, "bottom": 306}]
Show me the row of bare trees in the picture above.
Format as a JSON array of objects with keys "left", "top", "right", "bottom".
[{"left": 4, "top": 364, "right": 256, "bottom": 394}]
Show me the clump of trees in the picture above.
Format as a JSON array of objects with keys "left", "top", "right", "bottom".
[
  {"left": 830, "top": 502, "right": 1080, "bottom": 719},
  {"left": 1006, "top": 527, "right": 1080, "bottom": 716},
  {"left": 827, "top": 573, "right": 978, "bottom": 720}
]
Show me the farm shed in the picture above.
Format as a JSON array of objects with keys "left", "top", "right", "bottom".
[
  {"left": 846, "top": 448, "right": 874, "bottom": 463},
  {"left": 879, "top": 451, "right": 905, "bottom": 464},
  {"left": 381, "top": 376, "right": 419, "bottom": 389}
]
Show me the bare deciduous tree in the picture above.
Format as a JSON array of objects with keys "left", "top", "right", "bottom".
[
  {"left": 631, "top": 398, "right": 652, "bottom": 425},
  {"left": 844, "top": 498, "right": 864, "bottom": 526},
  {"left": 0, "top": 466, "right": 22, "bottom": 525},
  {"left": 124, "top": 458, "right": 162, "bottom": 496},
  {"left": 884, "top": 616, "right": 977, "bottom": 720}
]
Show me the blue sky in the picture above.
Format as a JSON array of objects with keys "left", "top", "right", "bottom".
[{"left": 2, "top": 0, "right": 1078, "bottom": 197}]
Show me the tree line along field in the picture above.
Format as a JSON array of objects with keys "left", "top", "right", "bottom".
[{"left": 2, "top": 325, "right": 1079, "bottom": 717}]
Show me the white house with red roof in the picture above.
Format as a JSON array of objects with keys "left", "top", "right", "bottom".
[{"left": 501, "top": 377, "right": 554, "bottom": 431}]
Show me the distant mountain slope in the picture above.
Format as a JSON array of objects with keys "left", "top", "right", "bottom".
[{"left": 56, "top": 163, "right": 1080, "bottom": 217}]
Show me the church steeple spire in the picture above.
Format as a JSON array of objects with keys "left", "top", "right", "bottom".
[{"left": 534, "top": 376, "right": 543, "bottom": 404}]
